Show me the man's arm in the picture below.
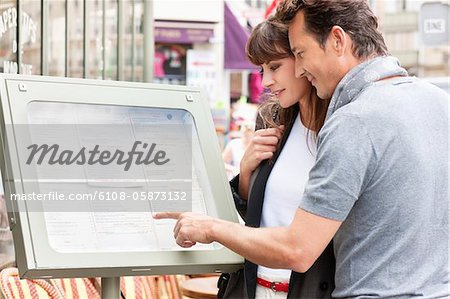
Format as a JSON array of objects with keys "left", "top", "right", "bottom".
[
  {"left": 155, "top": 114, "right": 373, "bottom": 271},
  {"left": 154, "top": 208, "right": 341, "bottom": 273}
]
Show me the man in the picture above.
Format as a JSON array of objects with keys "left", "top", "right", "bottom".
[{"left": 156, "top": 0, "right": 449, "bottom": 297}]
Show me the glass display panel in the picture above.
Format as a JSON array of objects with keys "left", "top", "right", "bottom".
[{"left": 20, "top": 101, "right": 218, "bottom": 253}]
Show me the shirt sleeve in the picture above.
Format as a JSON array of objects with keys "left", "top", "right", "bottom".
[
  {"left": 229, "top": 174, "right": 247, "bottom": 221},
  {"left": 299, "top": 114, "right": 377, "bottom": 221}
]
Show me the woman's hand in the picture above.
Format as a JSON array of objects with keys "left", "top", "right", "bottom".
[
  {"left": 238, "top": 127, "right": 283, "bottom": 199},
  {"left": 240, "top": 127, "right": 283, "bottom": 175}
]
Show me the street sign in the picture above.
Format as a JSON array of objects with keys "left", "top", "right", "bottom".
[
  {"left": 420, "top": 2, "right": 450, "bottom": 46},
  {"left": 424, "top": 18, "right": 446, "bottom": 34}
]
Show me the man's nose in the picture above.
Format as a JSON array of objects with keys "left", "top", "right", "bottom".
[{"left": 294, "top": 59, "right": 304, "bottom": 78}]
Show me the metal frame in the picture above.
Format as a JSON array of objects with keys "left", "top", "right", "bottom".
[
  {"left": 0, "top": 73, "right": 242, "bottom": 279},
  {"left": 117, "top": 0, "right": 125, "bottom": 81},
  {"left": 131, "top": 0, "right": 136, "bottom": 81},
  {"left": 64, "top": 0, "right": 69, "bottom": 77},
  {"left": 102, "top": 0, "right": 106, "bottom": 79},
  {"left": 143, "top": 0, "right": 154, "bottom": 82},
  {"left": 83, "top": 0, "right": 89, "bottom": 78},
  {"left": 17, "top": 0, "right": 22, "bottom": 72},
  {"left": 41, "top": 0, "right": 48, "bottom": 75}
]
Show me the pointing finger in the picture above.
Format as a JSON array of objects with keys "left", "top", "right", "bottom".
[{"left": 153, "top": 212, "right": 182, "bottom": 220}]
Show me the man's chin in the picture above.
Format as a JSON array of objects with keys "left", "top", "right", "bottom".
[{"left": 315, "top": 88, "right": 331, "bottom": 100}]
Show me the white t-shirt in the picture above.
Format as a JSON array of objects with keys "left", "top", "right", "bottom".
[{"left": 258, "top": 114, "right": 316, "bottom": 281}]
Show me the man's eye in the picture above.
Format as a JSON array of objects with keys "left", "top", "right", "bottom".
[{"left": 297, "top": 51, "right": 304, "bottom": 58}]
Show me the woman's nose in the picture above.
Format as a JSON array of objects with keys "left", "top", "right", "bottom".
[{"left": 261, "top": 74, "right": 274, "bottom": 88}]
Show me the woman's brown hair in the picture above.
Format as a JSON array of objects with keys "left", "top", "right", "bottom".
[{"left": 245, "top": 17, "right": 329, "bottom": 144}]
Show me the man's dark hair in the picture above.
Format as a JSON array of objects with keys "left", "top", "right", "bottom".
[{"left": 275, "top": 0, "right": 388, "bottom": 59}]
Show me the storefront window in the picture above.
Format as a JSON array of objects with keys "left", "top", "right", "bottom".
[
  {"left": 124, "top": 2, "right": 133, "bottom": 81},
  {"left": 0, "top": 0, "right": 18, "bottom": 74},
  {"left": 104, "top": 0, "right": 117, "bottom": 80},
  {"left": 48, "top": 0, "right": 66, "bottom": 76},
  {"left": 134, "top": 0, "right": 143, "bottom": 82},
  {"left": 87, "top": 0, "right": 103, "bottom": 79},
  {"left": 154, "top": 43, "right": 189, "bottom": 85},
  {"left": 67, "top": 0, "right": 83, "bottom": 78},
  {"left": 21, "top": 0, "right": 41, "bottom": 75}
]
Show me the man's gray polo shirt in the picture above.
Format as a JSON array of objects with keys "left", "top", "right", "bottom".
[{"left": 300, "top": 57, "right": 449, "bottom": 298}]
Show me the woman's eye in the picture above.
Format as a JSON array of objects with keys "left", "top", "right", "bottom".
[
  {"left": 270, "top": 65, "right": 279, "bottom": 71},
  {"left": 297, "top": 51, "right": 304, "bottom": 58}
]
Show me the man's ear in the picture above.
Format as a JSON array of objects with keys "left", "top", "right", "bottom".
[{"left": 328, "top": 25, "right": 347, "bottom": 56}]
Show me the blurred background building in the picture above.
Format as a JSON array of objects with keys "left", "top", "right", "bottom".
[
  {"left": 0, "top": 0, "right": 448, "bottom": 132},
  {"left": 0, "top": 0, "right": 448, "bottom": 182},
  {"left": 373, "top": 0, "right": 449, "bottom": 77}
]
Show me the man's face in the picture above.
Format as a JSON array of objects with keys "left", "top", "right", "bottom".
[{"left": 288, "top": 12, "right": 342, "bottom": 99}]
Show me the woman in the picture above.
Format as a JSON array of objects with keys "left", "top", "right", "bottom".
[{"left": 218, "top": 17, "right": 335, "bottom": 299}]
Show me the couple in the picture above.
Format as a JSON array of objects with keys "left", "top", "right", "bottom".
[{"left": 156, "top": 0, "right": 449, "bottom": 298}]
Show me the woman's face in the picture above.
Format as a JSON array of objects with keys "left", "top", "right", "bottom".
[{"left": 260, "top": 56, "right": 311, "bottom": 108}]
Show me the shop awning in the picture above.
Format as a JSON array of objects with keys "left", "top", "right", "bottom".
[{"left": 224, "top": 3, "right": 258, "bottom": 70}]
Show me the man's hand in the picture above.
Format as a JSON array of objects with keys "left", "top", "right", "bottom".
[{"left": 153, "top": 212, "right": 217, "bottom": 248}]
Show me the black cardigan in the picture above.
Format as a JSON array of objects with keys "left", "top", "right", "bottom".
[{"left": 229, "top": 107, "right": 335, "bottom": 299}]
